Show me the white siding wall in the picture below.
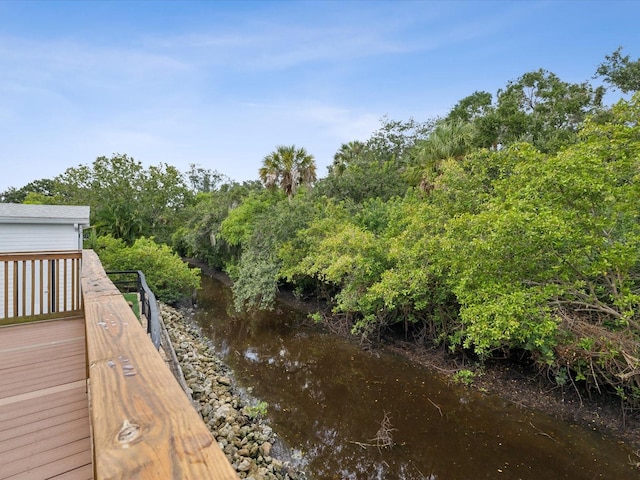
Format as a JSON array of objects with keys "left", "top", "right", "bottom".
[{"left": 0, "top": 223, "right": 79, "bottom": 252}]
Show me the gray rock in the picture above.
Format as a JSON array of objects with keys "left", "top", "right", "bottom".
[
  {"left": 237, "top": 458, "right": 252, "bottom": 472},
  {"left": 214, "top": 403, "right": 237, "bottom": 422},
  {"left": 260, "top": 441, "right": 272, "bottom": 457},
  {"left": 159, "top": 303, "right": 306, "bottom": 480}
]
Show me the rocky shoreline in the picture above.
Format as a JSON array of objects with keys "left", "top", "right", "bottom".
[{"left": 158, "top": 303, "right": 307, "bottom": 480}]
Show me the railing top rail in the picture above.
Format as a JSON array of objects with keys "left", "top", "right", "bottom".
[
  {"left": 82, "top": 250, "right": 238, "bottom": 478},
  {"left": 0, "top": 250, "right": 82, "bottom": 261}
]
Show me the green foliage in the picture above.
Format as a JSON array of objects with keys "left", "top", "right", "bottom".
[
  {"left": 220, "top": 190, "right": 283, "bottom": 247},
  {"left": 231, "top": 249, "right": 281, "bottom": 312},
  {"left": 596, "top": 47, "right": 640, "bottom": 94},
  {"left": 123, "top": 293, "right": 141, "bottom": 320},
  {"left": 286, "top": 211, "right": 387, "bottom": 313},
  {"left": 229, "top": 189, "right": 320, "bottom": 312},
  {"left": 259, "top": 145, "right": 317, "bottom": 198},
  {"left": 447, "top": 90, "right": 493, "bottom": 123},
  {"left": 185, "top": 164, "right": 228, "bottom": 193},
  {"left": 244, "top": 401, "right": 268, "bottom": 419},
  {"left": 171, "top": 61, "right": 640, "bottom": 410},
  {"left": 172, "top": 181, "right": 263, "bottom": 269},
  {"left": 281, "top": 199, "right": 407, "bottom": 336},
  {"left": 452, "top": 369, "right": 476, "bottom": 386},
  {"left": 315, "top": 153, "right": 409, "bottom": 204},
  {"left": 317, "top": 117, "right": 433, "bottom": 204},
  {"left": 446, "top": 69, "right": 605, "bottom": 154},
  {"left": 54, "top": 154, "right": 192, "bottom": 244},
  {"left": 492, "top": 69, "right": 604, "bottom": 153},
  {"left": 365, "top": 116, "right": 435, "bottom": 161},
  {"left": 277, "top": 94, "right": 640, "bottom": 407},
  {"left": 329, "top": 141, "right": 366, "bottom": 176},
  {"left": 23, "top": 192, "right": 65, "bottom": 205},
  {"left": 95, "top": 235, "right": 200, "bottom": 304},
  {"left": 405, "top": 119, "right": 477, "bottom": 191},
  {"left": 94, "top": 202, "right": 143, "bottom": 245},
  {"left": 440, "top": 95, "right": 640, "bottom": 402},
  {"left": 0, "top": 178, "right": 60, "bottom": 204}
]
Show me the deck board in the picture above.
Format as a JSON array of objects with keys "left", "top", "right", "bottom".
[{"left": 0, "top": 318, "right": 92, "bottom": 480}]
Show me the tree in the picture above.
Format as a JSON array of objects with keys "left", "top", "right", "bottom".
[
  {"left": 186, "top": 164, "right": 228, "bottom": 193},
  {"left": 444, "top": 70, "right": 605, "bottom": 154},
  {"left": 219, "top": 188, "right": 319, "bottom": 312},
  {"left": 329, "top": 141, "right": 365, "bottom": 176},
  {"left": 259, "top": 145, "right": 317, "bottom": 198},
  {"left": 139, "top": 163, "right": 192, "bottom": 243},
  {"left": 446, "top": 90, "right": 493, "bottom": 123},
  {"left": 446, "top": 91, "right": 500, "bottom": 149},
  {"left": 315, "top": 151, "right": 410, "bottom": 204},
  {"left": 596, "top": 47, "right": 640, "bottom": 94},
  {"left": 0, "top": 178, "right": 61, "bottom": 203},
  {"left": 406, "top": 119, "right": 477, "bottom": 192},
  {"left": 491, "top": 69, "right": 605, "bottom": 153},
  {"left": 93, "top": 202, "right": 143, "bottom": 244},
  {"left": 55, "top": 154, "right": 192, "bottom": 244},
  {"left": 172, "top": 180, "right": 262, "bottom": 269},
  {"left": 365, "top": 116, "right": 435, "bottom": 164},
  {"left": 440, "top": 95, "right": 640, "bottom": 405},
  {"left": 315, "top": 118, "right": 435, "bottom": 204}
]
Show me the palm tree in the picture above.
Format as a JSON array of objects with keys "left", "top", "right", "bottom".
[
  {"left": 406, "top": 120, "right": 476, "bottom": 192},
  {"left": 93, "top": 202, "right": 143, "bottom": 244},
  {"left": 329, "top": 140, "right": 365, "bottom": 176},
  {"left": 259, "top": 145, "right": 317, "bottom": 198}
]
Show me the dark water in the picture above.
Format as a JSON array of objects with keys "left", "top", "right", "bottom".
[{"left": 194, "top": 274, "right": 638, "bottom": 479}]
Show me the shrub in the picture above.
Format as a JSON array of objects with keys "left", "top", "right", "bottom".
[{"left": 94, "top": 235, "right": 200, "bottom": 304}]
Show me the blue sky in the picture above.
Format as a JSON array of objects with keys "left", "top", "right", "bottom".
[{"left": 1, "top": 0, "right": 639, "bottom": 192}]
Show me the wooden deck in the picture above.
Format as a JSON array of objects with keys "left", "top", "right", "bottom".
[
  {"left": 0, "top": 316, "right": 92, "bottom": 480},
  {"left": 0, "top": 250, "right": 238, "bottom": 480}
]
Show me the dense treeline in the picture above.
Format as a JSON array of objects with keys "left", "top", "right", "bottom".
[
  {"left": 174, "top": 51, "right": 640, "bottom": 409},
  {"left": 2, "top": 49, "right": 639, "bottom": 408}
]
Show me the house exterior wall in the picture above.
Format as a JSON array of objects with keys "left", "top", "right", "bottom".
[{"left": 0, "top": 223, "right": 81, "bottom": 252}]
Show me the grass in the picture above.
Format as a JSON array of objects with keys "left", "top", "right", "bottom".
[{"left": 123, "top": 293, "right": 140, "bottom": 320}]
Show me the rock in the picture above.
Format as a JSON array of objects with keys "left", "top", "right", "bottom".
[
  {"left": 249, "top": 444, "right": 259, "bottom": 458},
  {"left": 260, "top": 441, "right": 272, "bottom": 457},
  {"left": 214, "top": 403, "right": 237, "bottom": 422},
  {"left": 236, "top": 458, "right": 252, "bottom": 472},
  {"left": 189, "top": 382, "right": 203, "bottom": 392},
  {"left": 159, "top": 303, "right": 306, "bottom": 480}
]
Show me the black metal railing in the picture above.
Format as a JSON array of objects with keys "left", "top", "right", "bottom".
[{"left": 106, "top": 270, "right": 161, "bottom": 350}]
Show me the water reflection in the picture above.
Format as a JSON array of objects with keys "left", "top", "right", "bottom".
[{"left": 194, "top": 274, "right": 637, "bottom": 479}]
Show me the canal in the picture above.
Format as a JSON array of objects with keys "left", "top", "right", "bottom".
[{"left": 194, "top": 273, "right": 638, "bottom": 479}]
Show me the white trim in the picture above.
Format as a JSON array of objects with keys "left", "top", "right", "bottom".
[{"left": 0, "top": 204, "right": 90, "bottom": 226}]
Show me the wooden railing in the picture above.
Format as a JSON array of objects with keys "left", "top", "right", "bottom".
[
  {"left": 81, "top": 250, "right": 239, "bottom": 479},
  {"left": 0, "top": 250, "right": 82, "bottom": 325}
]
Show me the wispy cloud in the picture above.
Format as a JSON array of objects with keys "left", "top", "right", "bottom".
[{"left": 0, "top": 0, "right": 636, "bottom": 192}]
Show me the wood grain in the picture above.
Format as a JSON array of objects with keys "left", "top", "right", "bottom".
[
  {"left": 0, "top": 317, "right": 92, "bottom": 479},
  {"left": 82, "top": 250, "right": 238, "bottom": 480}
]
